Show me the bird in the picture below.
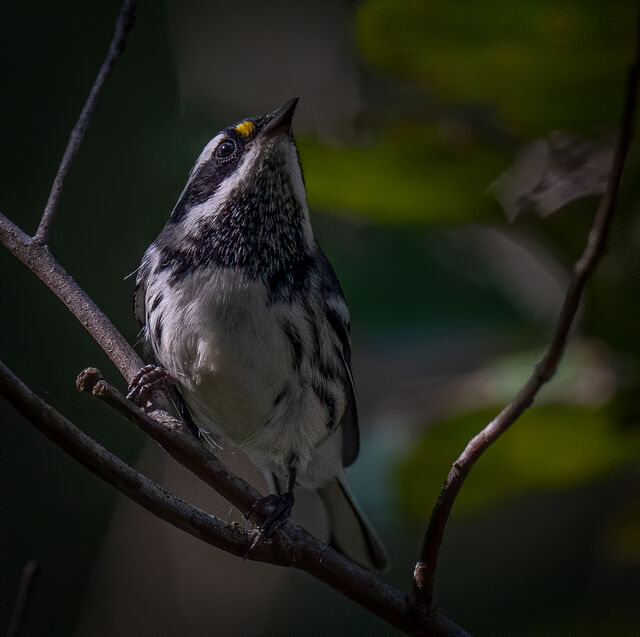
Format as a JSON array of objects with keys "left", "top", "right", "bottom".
[{"left": 130, "top": 98, "right": 388, "bottom": 572}]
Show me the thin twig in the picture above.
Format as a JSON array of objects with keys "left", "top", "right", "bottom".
[
  {"left": 6, "top": 559, "right": 38, "bottom": 637},
  {"left": 35, "top": 0, "right": 137, "bottom": 244},
  {"left": 411, "top": 19, "right": 640, "bottom": 609},
  {"left": 0, "top": 359, "right": 266, "bottom": 562},
  {"left": 1, "top": 360, "right": 469, "bottom": 637},
  {"left": 76, "top": 367, "right": 264, "bottom": 517},
  {"left": 0, "top": 215, "right": 142, "bottom": 381},
  {"left": 75, "top": 368, "right": 471, "bottom": 634}
]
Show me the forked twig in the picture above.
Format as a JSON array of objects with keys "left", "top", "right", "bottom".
[
  {"left": 0, "top": 360, "right": 261, "bottom": 561},
  {"left": 35, "top": 0, "right": 137, "bottom": 244},
  {"left": 411, "top": 17, "right": 640, "bottom": 608}
]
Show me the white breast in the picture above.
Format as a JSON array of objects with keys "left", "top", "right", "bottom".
[
  {"left": 144, "top": 262, "right": 346, "bottom": 486},
  {"left": 146, "top": 267, "right": 291, "bottom": 443}
]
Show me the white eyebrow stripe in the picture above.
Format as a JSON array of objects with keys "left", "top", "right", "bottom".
[
  {"left": 180, "top": 143, "right": 261, "bottom": 235},
  {"left": 190, "top": 132, "right": 226, "bottom": 176}
]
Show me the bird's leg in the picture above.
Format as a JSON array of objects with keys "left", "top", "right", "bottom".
[
  {"left": 127, "top": 364, "right": 201, "bottom": 438},
  {"left": 246, "top": 460, "right": 297, "bottom": 555},
  {"left": 126, "top": 364, "right": 173, "bottom": 408}
]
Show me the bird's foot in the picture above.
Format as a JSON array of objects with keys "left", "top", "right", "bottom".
[
  {"left": 245, "top": 492, "right": 294, "bottom": 557},
  {"left": 126, "top": 364, "right": 172, "bottom": 408}
]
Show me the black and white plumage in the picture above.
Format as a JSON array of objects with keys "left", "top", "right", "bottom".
[{"left": 133, "top": 99, "right": 388, "bottom": 572}]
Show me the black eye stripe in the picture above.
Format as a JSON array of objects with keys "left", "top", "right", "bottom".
[{"left": 168, "top": 139, "right": 247, "bottom": 224}]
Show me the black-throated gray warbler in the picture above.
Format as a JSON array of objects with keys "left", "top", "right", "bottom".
[{"left": 131, "top": 98, "right": 388, "bottom": 572}]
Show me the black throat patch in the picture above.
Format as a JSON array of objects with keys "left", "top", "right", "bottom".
[{"left": 157, "top": 147, "right": 312, "bottom": 300}]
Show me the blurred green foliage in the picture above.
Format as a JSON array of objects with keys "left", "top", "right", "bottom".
[
  {"left": 357, "top": 0, "right": 634, "bottom": 134},
  {"left": 300, "top": 123, "right": 506, "bottom": 223},
  {"left": 300, "top": 0, "right": 636, "bottom": 225},
  {"left": 396, "top": 403, "right": 640, "bottom": 520}
]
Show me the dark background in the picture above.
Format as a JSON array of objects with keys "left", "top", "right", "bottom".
[{"left": 1, "top": 1, "right": 639, "bottom": 635}]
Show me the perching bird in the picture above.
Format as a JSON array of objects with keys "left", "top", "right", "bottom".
[{"left": 131, "top": 98, "right": 388, "bottom": 572}]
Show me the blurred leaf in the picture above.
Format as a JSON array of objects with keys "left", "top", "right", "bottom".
[
  {"left": 604, "top": 501, "right": 640, "bottom": 565},
  {"left": 395, "top": 404, "right": 640, "bottom": 521},
  {"left": 299, "top": 122, "right": 506, "bottom": 223},
  {"left": 489, "top": 130, "right": 614, "bottom": 222},
  {"left": 357, "top": 0, "right": 634, "bottom": 135}
]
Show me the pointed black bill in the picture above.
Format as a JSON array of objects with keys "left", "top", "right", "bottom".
[{"left": 261, "top": 97, "right": 299, "bottom": 138}]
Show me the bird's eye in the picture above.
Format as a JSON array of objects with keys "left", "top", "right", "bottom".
[{"left": 216, "top": 139, "right": 235, "bottom": 159}]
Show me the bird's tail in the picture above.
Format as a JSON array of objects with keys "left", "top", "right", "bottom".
[{"left": 317, "top": 477, "right": 389, "bottom": 573}]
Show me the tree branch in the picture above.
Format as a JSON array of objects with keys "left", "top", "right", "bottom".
[
  {"left": 75, "top": 367, "right": 264, "bottom": 518},
  {"left": 410, "top": 19, "right": 640, "bottom": 609},
  {"left": 0, "top": 215, "right": 142, "bottom": 381},
  {"left": 1, "top": 359, "right": 470, "bottom": 636},
  {"left": 35, "top": 0, "right": 137, "bottom": 244},
  {"left": 0, "top": 359, "right": 271, "bottom": 563}
]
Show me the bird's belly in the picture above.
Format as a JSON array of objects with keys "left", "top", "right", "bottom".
[
  {"left": 147, "top": 269, "right": 344, "bottom": 484},
  {"left": 182, "top": 325, "right": 291, "bottom": 445},
  {"left": 156, "top": 274, "right": 292, "bottom": 445}
]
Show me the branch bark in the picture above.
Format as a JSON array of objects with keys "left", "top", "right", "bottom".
[
  {"left": 0, "top": 358, "right": 469, "bottom": 636},
  {"left": 35, "top": 0, "right": 137, "bottom": 244},
  {"left": 0, "top": 359, "right": 276, "bottom": 561},
  {"left": 410, "top": 20, "right": 640, "bottom": 609},
  {"left": 75, "top": 367, "right": 264, "bottom": 518}
]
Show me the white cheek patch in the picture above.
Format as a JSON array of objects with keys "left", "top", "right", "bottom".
[
  {"left": 176, "top": 134, "right": 313, "bottom": 249},
  {"left": 181, "top": 143, "right": 261, "bottom": 234}
]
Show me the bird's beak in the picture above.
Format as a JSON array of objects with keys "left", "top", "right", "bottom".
[{"left": 261, "top": 97, "right": 299, "bottom": 139}]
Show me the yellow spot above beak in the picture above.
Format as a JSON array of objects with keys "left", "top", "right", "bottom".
[{"left": 235, "top": 120, "right": 255, "bottom": 138}]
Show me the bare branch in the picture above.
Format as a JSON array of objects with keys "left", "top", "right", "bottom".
[
  {"left": 0, "top": 358, "right": 271, "bottom": 563},
  {"left": 75, "top": 369, "right": 472, "bottom": 634},
  {"left": 6, "top": 559, "right": 38, "bottom": 637},
  {"left": 1, "top": 360, "right": 469, "bottom": 637},
  {"left": 411, "top": 19, "right": 640, "bottom": 609},
  {"left": 35, "top": 0, "right": 137, "bottom": 244},
  {"left": 76, "top": 367, "right": 264, "bottom": 518},
  {"left": 0, "top": 215, "right": 142, "bottom": 381}
]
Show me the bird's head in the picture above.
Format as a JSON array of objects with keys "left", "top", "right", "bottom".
[
  {"left": 169, "top": 98, "right": 308, "bottom": 230},
  {"left": 158, "top": 98, "right": 315, "bottom": 295}
]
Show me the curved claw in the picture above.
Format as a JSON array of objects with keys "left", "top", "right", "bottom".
[
  {"left": 126, "top": 364, "right": 172, "bottom": 408},
  {"left": 244, "top": 492, "right": 294, "bottom": 559}
]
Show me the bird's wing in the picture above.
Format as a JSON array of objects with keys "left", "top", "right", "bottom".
[
  {"left": 316, "top": 246, "right": 360, "bottom": 467},
  {"left": 133, "top": 257, "right": 150, "bottom": 328}
]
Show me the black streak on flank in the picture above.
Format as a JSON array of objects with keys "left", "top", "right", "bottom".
[
  {"left": 313, "top": 382, "right": 337, "bottom": 431},
  {"left": 154, "top": 315, "right": 164, "bottom": 344},
  {"left": 273, "top": 382, "right": 290, "bottom": 408},
  {"left": 157, "top": 148, "right": 314, "bottom": 300},
  {"left": 283, "top": 321, "right": 303, "bottom": 370},
  {"left": 308, "top": 306, "right": 340, "bottom": 382},
  {"left": 325, "top": 306, "right": 352, "bottom": 365},
  {"left": 150, "top": 292, "right": 164, "bottom": 312}
]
